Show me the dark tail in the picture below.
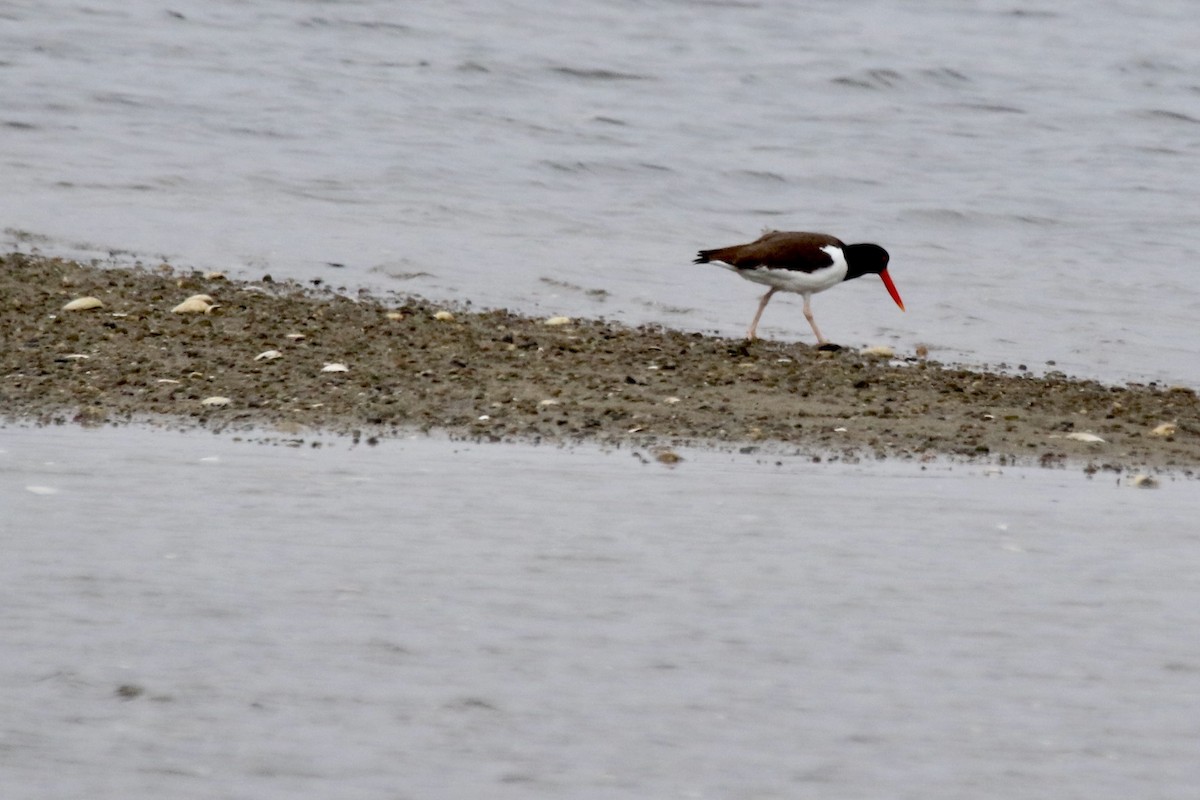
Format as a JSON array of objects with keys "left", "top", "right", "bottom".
[{"left": 693, "top": 249, "right": 716, "bottom": 264}]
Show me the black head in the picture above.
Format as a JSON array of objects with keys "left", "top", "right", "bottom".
[{"left": 842, "top": 243, "right": 890, "bottom": 279}]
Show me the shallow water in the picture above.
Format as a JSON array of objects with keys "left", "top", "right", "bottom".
[
  {"left": 4, "top": 5, "right": 1200, "bottom": 795},
  {"left": 3, "top": 426, "right": 1200, "bottom": 798},
  {"left": 3, "top": 0, "right": 1200, "bottom": 384}
]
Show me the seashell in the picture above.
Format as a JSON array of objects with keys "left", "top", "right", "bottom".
[
  {"left": 61, "top": 353, "right": 90, "bottom": 360},
  {"left": 200, "top": 396, "right": 231, "bottom": 407},
  {"left": 833, "top": 426, "right": 848, "bottom": 432},
  {"left": 662, "top": 396, "right": 681, "bottom": 404},
  {"left": 385, "top": 311, "right": 404, "bottom": 321},
  {"left": 433, "top": 310, "right": 455, "bottom": 322},
  {"left": 1129, "top": 474, "right": 1159, "bottom": 489},
  {"left": 285, "top": 332, "right": 306, "bottom": 341},
  {"left": 62, "top": 296, "right": 104, "bottom": 311},
  {"left": 543, "top": 315, "right": 572, "bottom": 326},
  {"left": 1063, "top": 432, "right": 1105, "bottom": 443},
  {"left": 321, "top": 362, "right": 349, "bottom": 373},
  {"left": 538, "top": 398, "right": 561, "bottom": 406},
  {"left": 203, "top": 271, "right": 226, "bottom": 280},
  {"left": 1150, "top": 422, "right": 1177, "bottom": 437},
  {"left": 156, "top": 379, "right": 181, "bottom": 384},
  {"left": 171, "top": 295, "right": 216, "bottom": 314},
  {"left": 254, "top": 349, "right": 282, "bottom": 361},
  {"left": 860, "top": 345, "right": 894, "bottom": 358}
]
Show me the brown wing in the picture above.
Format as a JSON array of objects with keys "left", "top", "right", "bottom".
[{"left": 695, "top": 231, "right": 844, "bottom": 273}]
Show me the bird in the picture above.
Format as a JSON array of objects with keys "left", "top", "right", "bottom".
[{"left": 693, "top": 230, "right": 904, "bottom": 346}]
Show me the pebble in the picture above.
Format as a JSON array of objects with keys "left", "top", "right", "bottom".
[
  {"left": 254, "top": 349, "right": 283, "bottom": 361},
  {"left": 860, "top": 345, "right": 895, "bottom": 358},
  {"left": 200, "top": 396, "right": 231, "bottom": 407},
  {"left": 321, "top": 362, "right": 349, "bottom": 373},
  {"left": 1062, "top": 432, "right": 1105, "bottom": 443},
  {"left": 285, "top": 332, "right": 306, "bottom": 341},
  {"left": 433, "top": 310, "right": 455, "bottom": 322},
  {"left": 62, "top": 296, "right": 104, "bottom": 311},
  {"left": 1150, "top": 422, "right": 1176, "bottom": 437},
  {"left": 543, "top": 316, "right": 572, "bottom": 326}
]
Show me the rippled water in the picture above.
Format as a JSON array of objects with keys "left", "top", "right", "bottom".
[
  {"left": 4, "top": 5, "right": 1200, "bottom": 797},
  {"left": 3, "top": 0, "right": 1199, "bottom": 384},
  {"left": 4, "top": 427, "right": 1200, "bottom": 799}
]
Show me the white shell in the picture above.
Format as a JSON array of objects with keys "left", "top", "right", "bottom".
[
  {"left": 1150, "top": 422, "right": 1177, "bottom": 437},
  {"left": 433, "top": 310, "right": 455, "bottom": 322},
  {"left": 285, "top": 332, "right": 306, "bottom": 341},
  {"left": 321, "top": 362, "right": 349, "bottom": 373},
  {"left": 662, "top": 396, "right": 681, "bottom": 404},
  {"left": 171, "top": 295, "right": 216, "bottom": 314},
  {"left": 200, "top": 396, "right": 231, "bottom": 406},
  {"left": 543, "top": 315, "right": 572, "bottom": 326},
  {"left": 203, "top": 271, "right": 226, "bottom": 280},
  {"left": 254, "top": 349, "right": 282, "bottom": 361},
  {"left": 61, "top": 353, "right": 90, "bottom": 360},
  {"left": 1063, "top": 432, "right": 1105, "bottom": 443},
  {"left": 385, "top": 311, "right": 404, "bottom": 321},
  {"left": 62, "top": 296, "right": 104, "bottom": 311},
  {"left": 538, "top": 398, "right": 561, "bottom": 406},
  {"left": 860, "top": 345, "right": 895, "bottom": 358}
]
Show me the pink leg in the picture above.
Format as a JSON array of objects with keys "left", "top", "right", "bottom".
[
  {"left": 747, "top": 287, "right": 777, "bottom": 340},
  {"left": 802, "top": 294, "right": 828, "bottom": 345}
]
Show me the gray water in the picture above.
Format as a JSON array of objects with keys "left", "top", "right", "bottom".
[
  {"left": 4, "top": 427, "right": 1200, "bottom": 799},
  {"left": 3, "top": 0, "right": 1200, "bottom": 383},
  {"left": 4, "top": 3, "right": 1200, "bottom": 797}
]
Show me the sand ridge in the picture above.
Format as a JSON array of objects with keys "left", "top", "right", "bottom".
[{"left": 3, "top": 253, "right": 1198, "bottom": 473}]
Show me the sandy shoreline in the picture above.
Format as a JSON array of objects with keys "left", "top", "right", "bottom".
[{"left": 3, "top": 252, "right": 1198, "bottom": 473}]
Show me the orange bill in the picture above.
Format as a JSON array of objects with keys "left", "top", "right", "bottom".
[{"left": 880, "top": 268, "right": 904, "bottom": 311}]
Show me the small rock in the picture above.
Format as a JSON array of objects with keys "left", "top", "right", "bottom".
[
  {"left": 1062, "top": 432, "right": 1105, "bottom": 443},
  {"left": 655, "top": 450, "right": 683, "bottom": 465},
  {"left": 860, "top": 344, "right": 894, "bottom": 358},
  {"left": 254, "top": 349, "right": 282, "bottom": 361},
  {"left": 1129, "top": 474, "right": 1159, "bottom": 489},
  {"left": 433, "top": 310, "right": 455, "bottom": 322},
  {"left": 200, "top": 396, "right": 231, "bottom": 407},
  {"left": 543, "top": 316, "right": 572, "bottom": 326},
  {"left": 321, "top": 363, "right": 349, "bottom": 373},
  {"left": 1150, "top": 422, "right": 1176, "bottom": 437}
]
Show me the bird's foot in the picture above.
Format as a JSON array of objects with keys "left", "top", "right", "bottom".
[{"left": 816, "top": 342, "right": 843, "bottom": 352}]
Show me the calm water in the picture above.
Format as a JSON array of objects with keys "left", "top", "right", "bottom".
[
  {"left": 2, "top": 0, "right": 1199, "bottom": 384},
  {"left": 4, "top": 426, "right": 1200, "bottom": 799},
  {"left": 4, "top": 4, "right": 1200, "bottom": 797}
]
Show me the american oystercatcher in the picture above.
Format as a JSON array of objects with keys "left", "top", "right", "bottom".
[{"left": 693, "top": 230, "right": 904, "bottom": 346}]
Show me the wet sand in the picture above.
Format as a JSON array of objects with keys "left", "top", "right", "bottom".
[{"left": 3, "top": 252, "right": 1198, "bottom": 472}]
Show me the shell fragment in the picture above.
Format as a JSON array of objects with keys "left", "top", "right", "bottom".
[
  {"left": 172, "top": 294, "right": 217, "bottom": 314},
  {"left": 62, "top": 296, "right": 104, "bottom": 311},
  {"left": 321, "top": 362, "right": 349, "bottom": 373}
]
